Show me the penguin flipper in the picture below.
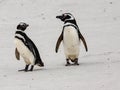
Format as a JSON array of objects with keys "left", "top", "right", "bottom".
[
  {"left": 80, "top": 34, "right": 88, "bottom": 52},
  {"left": 55, "top": 33, "right": 63, "bottom": 53},
  {"left": 15, "top": 48, "right": 20, "bottom": 60},
  {"left": 78, "top": 31, "right": 88, "bottom": 52}
]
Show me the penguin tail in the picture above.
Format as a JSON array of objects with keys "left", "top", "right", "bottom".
[
  {"left": 36, "top": 59, "right": 44, "bottom": 67},
  {"left": 37, "top": 62, "right": 44, "bottom": 67}
]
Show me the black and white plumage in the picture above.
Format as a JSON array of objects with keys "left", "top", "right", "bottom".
[
  {"left": 14, "top": 22, "right": 44, "bottom": 72},
  {"left": 55, "top": 13, "right": 88, "bottom": 66}
]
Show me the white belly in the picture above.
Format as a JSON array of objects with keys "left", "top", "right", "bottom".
[
  {"left": 14, "top": 38, "right": 35, "bottom": 65},
  {"left": 63, "top": 26, "right": 80, "bottom": 60}
]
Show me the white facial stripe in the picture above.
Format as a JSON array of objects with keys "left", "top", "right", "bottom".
[
  {"left": 68, "top": 14, "right": 74, "bottom": 19},
  {"left": 64, "top": 13, "right": 74, "bottom": 21},
  {"left": 19, "top": 22, "right": 26, "bottom": 26}
]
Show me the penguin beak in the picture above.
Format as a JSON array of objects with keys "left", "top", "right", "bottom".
[
  {"left": 26, "top": 24, "right": 29, "bottom": 27},
  {"left": 56, "top": 15, "right": 63, "bottom": 20}
]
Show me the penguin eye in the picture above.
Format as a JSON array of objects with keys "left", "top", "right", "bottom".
[
  {"left": 23, "top": 23, "right": 26, "bottom": 26},
  {"left": 63, "top": 14, "right": 67, "bottom": 17},
  {"left": 62, "top": 14, "right": 65, "bottom": 17}
]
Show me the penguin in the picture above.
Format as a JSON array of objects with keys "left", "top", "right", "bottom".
[
  {"left": 55, "top": 13, "right": 88, "bottom": 66},
  {"left": 14, "top": 22, "right": 44, "bottom": 72}
]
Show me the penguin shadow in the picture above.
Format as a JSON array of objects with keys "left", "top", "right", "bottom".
[
  {"left": 33, "top": 68, "right": 46, "bottom": 72},
  {"left": 62, "top": 61, "right": 105, "bottom": 67},
  {"left": 18, "top": 68, "right": 45, "bottom": 72},
  {"left": 65, "top": 64, "right": 80, "bottom": 67}
]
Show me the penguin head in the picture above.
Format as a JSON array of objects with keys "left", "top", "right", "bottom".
[
  {"left": 56, "top": 13, "right": 75, "bottom": 22},
  {"left": 17, "top": 22, "right": 29, "bottom": 31}
]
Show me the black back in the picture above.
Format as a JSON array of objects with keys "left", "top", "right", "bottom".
[{"left": 15, "top": 31, "right": 44, "bottom": 65}]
